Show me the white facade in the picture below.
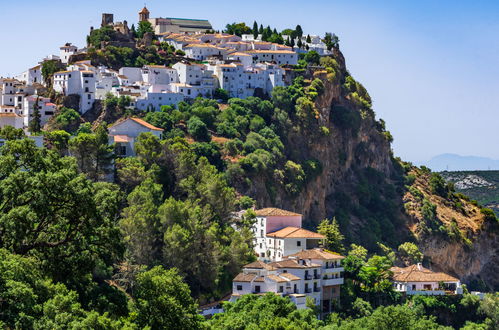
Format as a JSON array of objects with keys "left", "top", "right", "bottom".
[
  {"left": 59, "top": 43, "right": 78, "bottom": 64},
  {"left": 23, "top": 95, "right": 56, "bottom": 127},
  {"left": 108, "top": 117, "right": 163, "bottom": 157},
  {"left": 246, "top": 50, "right": 298, "bottom": 66},
  {"left": 391, "top": 264, "right": 463, "bottom": 296},
  {"left": 16, "top": 65, "right": 43, "bottom": 86},
  {"left": 231, "top": 249, "right": 345, "bottom": 314},
  {"left": 136, "top": 92, "right": 184, "bottom": 111},
  {"left": 53, "top": 70, "right": 95, "bottom": 113},
  {"left": 183, "top": 44, "right": 229, "bottom": 61}
]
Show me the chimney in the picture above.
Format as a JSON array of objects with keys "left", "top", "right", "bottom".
[{"left": 417, "top": 263, "right": 422, "bottom": 270}]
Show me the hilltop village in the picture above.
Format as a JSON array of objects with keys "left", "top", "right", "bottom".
[
  {"left": 0, "top": 7, "right": 329, "bottom": 131},
  {"left": 0, "top": 6, "right": 495, "bottom": 328}
]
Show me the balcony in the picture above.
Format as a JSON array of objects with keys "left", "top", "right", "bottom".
[
  {"left": 314, "top": 274, "right": 321, "bottom": 279},
  {"left": 322, "top": 278, "right": 344, "bottom": 286},
  {"left": 305, "top": 275, "right": 312, "bottom": 280}
]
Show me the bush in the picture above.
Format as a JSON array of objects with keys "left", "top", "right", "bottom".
[
  {"left": 480, "top": 208, "right": 497, "bottom": 223},
  {"left": 429, "top": 173, "right": 448, "bottom": 197}
]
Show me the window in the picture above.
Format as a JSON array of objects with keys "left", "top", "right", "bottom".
[
  {"left": 297, "top": 241, "right": 301, "bottom": 247},
  {"left": 259, "top": 243, "right": 262, "bottom": 249},
  {"left": 260, "top": 230, "right": 263, "bottom": 237},
  {"left": 254, "top": 285, "right": 261, "bottom": 293},
  {"left": 412, "top": 284, "right": 416, "bottom": 290},
  {"left": 260, "top": 253, "right": 265, "bottom": 257},
  {"left": 278, "top": 286, "right": 283, "bottom": 293},
  {"left": 87, "top": 94, "right": 91, "bottom": 99},
  {"left": 237, "top": 285, "right": 242, "bottom": 290}
]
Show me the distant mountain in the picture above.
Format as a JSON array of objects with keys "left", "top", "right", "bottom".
[{"left": 423, "top": 154, "right": 499, "bottom": 171}]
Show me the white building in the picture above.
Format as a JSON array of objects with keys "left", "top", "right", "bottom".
[
  {"left": 246, "top": 50, "right": 298, "bottom": 66},
  {"left": 16, "top": 65, "right": 43, "bottom": 86},
  {"left": 391, "top": 264, "right": 463, "bottom": 295},
  {"left": 108, "top": 117, "right": 163, "bottom": 157},
  {"left": 22, "top": 95, "right": 56, "bottom": 127},
  {"left": 231, "top": 248, "right": 345, "bottom": 314},
  {"left": 53, "top": 70, "right": 95, "bottom": 113},
  {"left": 142, "top": 65, "right": 179, "bottom": 85},
  {"left": 183, "top": 44, "right": 229, "bottom": 61},
  {"left": 136, "top": 91, "right": 184, "bottom": 111},
  {"left": 266, "top": 227, "right": 325, "bottom": 261},
  {"left": 119, "top": 67, "right": 143, "bottom": 84},
  {"left": 59, "top": 43, "right": 78, "bottom": 64}
]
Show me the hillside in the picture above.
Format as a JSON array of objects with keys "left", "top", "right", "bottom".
[{"left": 441, "top": 171, "right": 499, "bottom": 216}]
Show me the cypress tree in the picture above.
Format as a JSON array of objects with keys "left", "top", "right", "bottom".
[
  {"left": 29, "top": 97, "right": 41, "bottom": 133},
  {"left": 253, "top": 21, "right": 259, "bottom": 39}
]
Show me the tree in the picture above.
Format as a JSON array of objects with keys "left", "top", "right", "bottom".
[
  {"left": 398, "top": 242, "right": 423, "bottom": 265},
  {"left": 68, "top": 123, "right": 114, "bottom": 181},
  {"left": 352, "top": 297, "right": 373, "bottom": 318},
  {"left": 318, "top": 218, "right": 345, "bottom": 253},
  {"left": 297, "top": 39, "right": 303, "bottom": 49},
  {"left": 136, "top": 20, "right": 153, "bottom": 39},
  {"left": 209, "top": 293, "right": 323, "bottom": 329},
  {"left": 304, "top": 50, "right": 321, "bottom": 65},
  {"left": 28, "top": 97, "right": 42, "bottom": 133},
  {"left": 253, "top": 21, "right": 259, "bottom": 39},
  {"left": 44, "top": 130, "right": 71, "bottom": 155},
  {"left": 187, "top": 116, "right": 210, "bottom": 141},
  {"left": 41, "top": 60, "right": 64, "bottom": 85},
  {"left": 134, "top": 266, "right": 203, "bottom": 329},
  {"left": 295, "top": 24, "right": 303, "bottom": 38},
  {"left": 0, "top": 139, "right": 123, "bottom": 287},
  {"left": 214, "top": 88, "right": 230, "bottom": 102},
  {"left": 306, "top": 34, "right": 312, "bottom": 43},
  {"left": 330, "top": 304, "right": 448, "bottom": 329}
]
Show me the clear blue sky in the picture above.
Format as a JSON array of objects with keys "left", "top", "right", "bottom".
[{"left": 1, "top": 0, "right": 498, "bottom": 163}]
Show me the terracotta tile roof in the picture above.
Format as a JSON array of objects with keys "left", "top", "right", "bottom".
[
  {"left": 391, "top": 264, "right": 459, "bottom": 283},
  {"left": 267, "top": 274, "right": 288, "bottom": 283},
  {"left": 246, "top": 50, "right": 296, "bottom": 54},
  {"left": 288, "top": 248, "right": 345, "bottom": 260},
  {"left": 233, "top": 273, "right": 256, "bottom": 282},
  {"left": 0, "top": 113, "right": 20, "bottom": 117},
  {"left": 279, "top": 272, "right": 301, "bottom": 281},
  {"left": 269, "top": 259, "right": 320, "bottom": 269},
  {"left": 267, "top": 227, "right": 325, "bottom": 239},
  {"left": 255, "top": 208, "right": 301, "bottom": 217},
  {"left": 130, "top": 117, "right": 164, "bottom": 131},
  {"left": 112, "top": 135, "right": 133, "bottom": 143},
  {"left": 243, "top": 260, "right": 278, "bottom": 271},
  {"left": 253, "top": 276, "right": 265, "bottom": 282}
]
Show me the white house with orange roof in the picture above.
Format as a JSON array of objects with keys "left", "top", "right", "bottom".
[
  {"left": 253, "top": 208, "right": 303, "bottom": 259},
  {"left": 391, "top": 264, "right": 463, "bottom": 295},
  {"left": 231, "top": 249, "right": 346, "bottom": 314},
  {"left": 266, "top": 227, "right": 325, "bottom": 261},
  {"left": 108, "top": 117, "right": 163, "bottom": 157}
]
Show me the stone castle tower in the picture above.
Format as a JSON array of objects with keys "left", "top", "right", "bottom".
[
  {"left": 139, "top": 6, "right": 150, "bottom": 22},
  {"left": 101, "top": 13, "right": 114, "bottom": 27}
]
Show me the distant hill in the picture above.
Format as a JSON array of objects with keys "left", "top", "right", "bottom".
[
  {"left": 424, "top": 154, "right": 499, "bottom": 172},
  {"left": 441, "top": 170, "right": 499, "bottom": 216}
]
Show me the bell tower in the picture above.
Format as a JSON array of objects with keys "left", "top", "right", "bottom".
[{"left": 139, "top": 6, "right": 150, "bottom": 22}]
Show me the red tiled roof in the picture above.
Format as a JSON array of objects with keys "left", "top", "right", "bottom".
[
  {"left": 255, "top": 208, "right": 301, "bottom": 217},
  {"left": 288, "top": 248, "right": 345, "bottom": 260},
  {"left": 130, "top": 117, "right": 164, "bottom": 131},
  {"left": 267, "top": 227, "right": 325, "bottom": 239},
  {"left": 391, "top": 264, "right": 459, "bottom": 283}
]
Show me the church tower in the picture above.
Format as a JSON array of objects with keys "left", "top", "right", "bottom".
[{"left": 139, "top": 6, "right": 150, "bottom": 22}]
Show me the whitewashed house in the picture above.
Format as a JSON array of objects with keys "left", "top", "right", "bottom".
[
  {"left": 59, "top": 43, "right": 78, "bottom": 64},
  {"left": 391, "top": 264, "right": 463, "bottom": 295},
  {"left": 231, "top": 248, "right": 345, "bottom": 314},
  {"left": 252, "top": 208, "right": 303, "bottom": 259},
  {"left": 23, "top": 95, "right": 56, "bottom": 127},
  {"left": 142, "top": 65, "right": 179, "bottom": 85},
  {"left": 53, "top": 70, "right": 95, "bottom": 113},
  {"left": 16, "top": 65, "right": 43, "bottom": 86},
  {"left": 119, "top": 67, "right": 143, "bottom": 84},
  {"left": 246, "top": 50, "right": 298, "bottom": 66},
  {"left": 108, "top": 117, "right": 163, "bottom": 157},
  {"left": 266, "top": 227, "right": 325, "bottom": 261},
  {"left": 183, "top": 44, "right": 229, "bottom": 61}
]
